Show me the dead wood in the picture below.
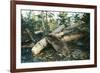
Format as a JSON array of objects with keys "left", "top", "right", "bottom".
[
  {"left": 61, "top": 33, "right": 83, "bottom": 42},
  {"left": 31, "top": 25, "right": 65, "bottom": 55},
  {"left": 31, "top": 33, "right": 83, "bottom": 55},
  {"left": 51, "top": 25, "right": 65, "bottom": 34},
  {"left": 46, "top": 35, "right": 70, "bottom": 56},
  {"left": 31, "top": 23, "right": 83, "bottom": 55},
  {"left": 31, "top": 38, "right": 48, "bottom": 55}
]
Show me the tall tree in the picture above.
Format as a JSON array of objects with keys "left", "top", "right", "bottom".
[{"left": 58, "top": 12, "right": 69, "bottom": 27}]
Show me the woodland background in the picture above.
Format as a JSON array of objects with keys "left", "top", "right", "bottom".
[{"left": 21, "top": 10, "right": 90, "bottom": 63}]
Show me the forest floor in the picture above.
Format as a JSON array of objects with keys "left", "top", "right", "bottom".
[{"left": 21, "top": 38, "right": 90, "bottom": 63}]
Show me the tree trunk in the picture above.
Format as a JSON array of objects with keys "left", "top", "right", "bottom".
[{"left": 25, "top": 28, "right": 34, "bottom": 42}]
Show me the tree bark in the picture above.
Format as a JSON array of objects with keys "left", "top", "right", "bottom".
[
  {"left": 51, "top": 25, "right": 65, "bottom": 34},
  {"left": 25, "top": 28, "right": 34, "bottom": 42},
  {"left": 61, "top": 33, "right": 83, "bottom": 42},
  {"left": 31, "top": 33, "right": 83, "bottom": 55},
  {"left": 32, "top": 38, "right": 47, "bottom": 55}
]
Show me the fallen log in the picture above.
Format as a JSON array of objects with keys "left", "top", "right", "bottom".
[
  {"left": 51, "top": 25, "right": 65, "bottom": 34},
  {"left": 31, "top": 25, "right": 65, "bottom": 55},
  {"left": 31, "top": 33, "right": 83, "bottom": 55},
  {"left": 31, "top": 23, "right": 82, "bottom": 55},
  {"left": 46, "top": 35, "right": 70, "bottom": 56},
  {"left": 51, "top": 23, "right": 81, "bottom": 38},
  {"left": 61, "top": 33, "right": 83, "bottom": 42},
  {"left": 31, "top": 38, "right": 47, "bottom": 55},
  {"left": 54, "top": 30, "right": 73, "bottom": 38}
]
